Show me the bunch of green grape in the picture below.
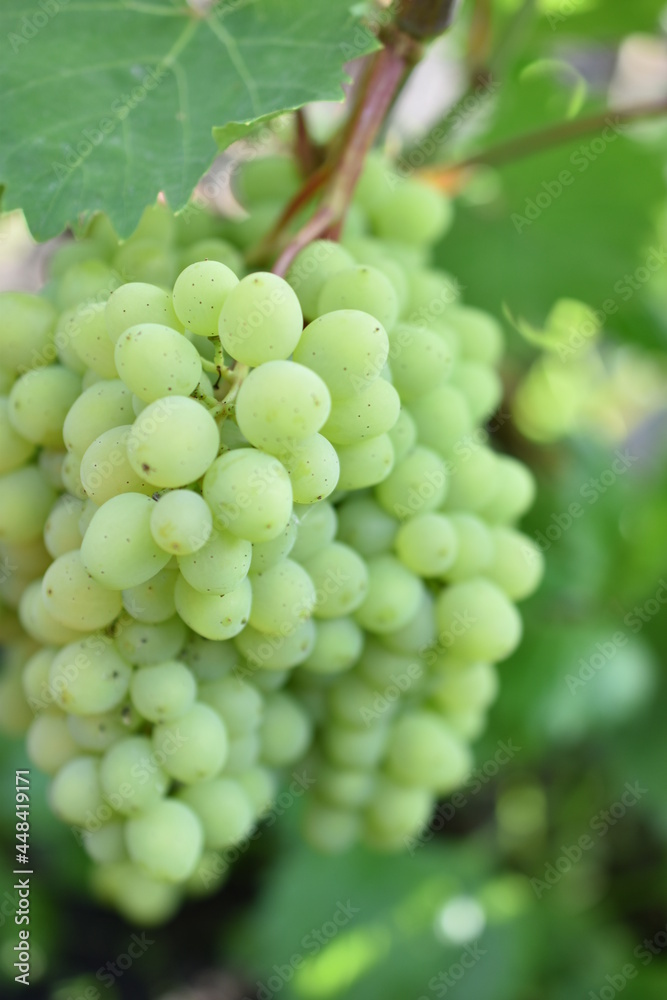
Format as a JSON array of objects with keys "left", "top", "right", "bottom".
[{"left": 0, "top": 151, "right": 542, "bottom": 923}]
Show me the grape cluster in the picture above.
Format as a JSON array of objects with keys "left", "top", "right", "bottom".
[{"left": 0, "top": 153, "right": 543, "bottom": 922}]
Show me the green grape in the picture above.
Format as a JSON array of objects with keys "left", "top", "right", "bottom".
[
  {"left": 218, "top": 272, "right": 303, "bottom": 366},
  {"left": 227, "top": 731, "right": 261, "bottom": 773},
  {"left": 81, "top": 369, "right": 104, "bottom": 390},
  {"left": 248, "top": 559, "right": 316, "bottom": 635},
  {"left": 150, "top": 490, "right": 213, "bottom": 556},
  {"left": 78, "top": 499, "right": 98, "bottom": 536},
  {"left": 125, "top": 799, "right": 203, "bottom": 882},
  {"left": 429, "top": 661, "right": 499, "bottom": 715},
  {"left": 335, "top": 495, "right": 397, "bottom": 558},
  {"left": 26, "top": 711, "right": 80, "bottom": 775},
  {"left": 62, "top": 378, "right": 134, "bottom": 456},
  {"left": 234, "top": 618, "right": 316, "bottom": 671},
  {"left": 322, "top": 379, "right": 400, "bottom": 445},
  {"left": 302, "top": 800, "right": 359, "bottom": 853},
  {"left": 21, "top": 646, "right": 56, "bottom": 712},
  {"left": 180, "top": 633, "right": 239, "bottom": 681},
  {"left": 178, "top": 526, "right": 251, "bottom": 593},
  {"left": 55, "top": 259, "right": 119, "bottom": 311},
  {"left": 364, "top": 776, "right": 433, "bottom": 847},
  {"left": 358, "top": 642, "right": 417, "bottom": 692},
  {"left": 300, "top": 542, "right": 369, "bottom": 619},
  {"left": 406, "top": 267, "right": 460, "bottom": 317},
  {"left": 42, "top": 549, "right": 122, "bottom": 631},
  {"left": 395, "top": 512, "right": 458, "bottom": 577},
  {"left": 203, "top": 449, "right": 293, "bottom": 543},
  {"left": 386, "top": 710, "right": 471, "bottom": 792},
  {"left": 130, "top": 661, "right": 197, "bottom": 722},
  {"left": 376, "top": 446, "right": 447, "bottom": 519},
  {"left": 0, "top": 466, "right": 57, "bottom": 543},
  {"left": 329, "top": 673, "right": 393, "bottom": 729},
  {"left": 18, "top": 579, "right": 83, "bottom": 645},
  {"left": 371, "top": 179, "right": 452, "bottom": 245},
  {"left": 49, "top": 755, "right": 104, "bottom": 827},
  {"left": 114, "top": 613, "right": 187, "bottom": 666},
  {"left": 290, "top": 501, "right": 337, "bottom": 562},
  {"left": 451, "top": 361, "right": 503, "bottom": 422},
  {"left": 8, "top": 366, "right": 81, "bottom": 448},
  {"left": 67, "top": 704, "right": 141, "bottom": 753},
  {"left": 286, "top": 240, "right": 356, "bottom": 319},
  {"left": 38, "top": 448, "right": 66, "bottom": 489},
  {"left": 435, "top": 578, "right": 522, "bottom": 662},
  {"left": 0, "top": 365, "right": 13, "bottom": 393},
  {"left": 250, "top": 515, "right": 297, "bottom": 572},
  {"left": 105, "top": 282, "right": 182, "bottom": 343},
  {"left": 0, "top": 292, "right": 56, "bottom": 372},
  {"left": 478, "top": 456, "right": 535, "bottom": 524},
  {"left": 153, "top": 702, "right": 228, "bottom": 783},
  {"left": 1, "top": 536, "right": 50, "bottom": 579},
  {"left": 336, "top": 434, "right": 395, "bottom": 490},
  {"left": 43, "top": 495, "right": 85, "bottom": 558},
  {"left": 199, "top": 676, "right": 263, "bottom": 735},
  {"left": 260, "top": 692, "right": 312, "bottom": 767},
  {"left": 48, "top": 634, "right": 132, "bottom": 714},
  {"left": 175, "top": 575, "right": 251, "bottom": 641},
  {"left": 235, "top": 361, "right": 331, "bottom": 450},
  {"left": 443, "top": 305, "right": 504, "bottom": 365},
  {"left": 178, "top": 777, "right": 254, "bottom": 849},
  {"left": 442, "top": 513, "right": 494, "bottom": 582},
  {"left": 0, "top": 397, "right": 35, "bottom": 473},
  {"left": 388, "top": 324, "right": 453, "bottom": 401},
  {"left": 316, "top": 760, "right": 374, "bottom": 809},
  {"left": 382, "top": 590, "right": 436, "bottom": 655},
  {"left": 486, "top": 527, "right": 544, "bottom": 601},
  {"left": 92, "top": 861, "right": 180, "bottom": 925},
  {"left": 99, "top": 735, "right": 169, "bottom": 815},
  {"left": 316, "top": 266, "right": 399, "bottom": 333},
  {"left": 388, "top": 407, "right": 417, "bottom": 463},
  {"left": 82, "top": 821, "right": 127, "bottom": 865},
  {"left": 113, "top": 239, "right": 176, "bottom": 289},
  {"left": 177, "top": 238, "right": 244, "bottom": 275},
  {"left": 444, "top": 445, "right": 498, "bottom": 513},
  {"left": 114, "top": 323, "right": 202, "bottom": 402},
  {"left": 81, "top": 493, "right": 171, "bottom": 589},
  {"left": 322, "top": 720, "right": 388, "bottom": 769},
  {"left": 80, "top": 425, "right": 154, "bottom": 504},
  {"left": 408, "top": 384, "right": 473, "bottom": 455},
  {"left": 293, "top": 310, "right": 389, "bottom": 398},
  {"left": 127, "top": 396, "right": 220, "bottom": 489},
  {"left": 277, "top": 434, "right": 340, "bottom": 504},
  {"left": 60, "top": 452, "right": 87, "bottom": 501},
  {"left": 354, "top": 555, "right": 423, "bottom": 634},
  {"left": 58, "top": 302, "right": 118, "bottom": 377},
  {"left": 237, "top": 766, "right": 277, "bottom": 818},
  {"left": 236, "top": 155, "right": 300, "bottom": 203},
  {"left": 301, "top": 617, "right": 364, "bottom": 675},
  {"left": 172, "top": 261, "right": 239, "bottom": 336}
]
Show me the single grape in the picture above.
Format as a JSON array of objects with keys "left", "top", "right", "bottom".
[
  {"left": 315, "top": 760, "right": 374, "bottom": 809},
  {"left": 62, "top": 378, "right": 134, "bottom": 456},
  {"left": 92, "top": 860, "right": 180, "bottom": 925},
  {"left": 260, "top": 692, "right": 311, "bottom": 767},
  {"left": 100, "top": 735, "right": 170, "bottom": 815},
  {"left": 67, "top": 704, "right": 142, "bottom": 753},
  {"left": 322, "top": 720, "right": 388, "bottom": 770},
  {"left": 105, "top": 282, "right": 182, "bottom": 343},
  {"left": 177, "top": 238, "right": 244, "bottom": 276},
  {"left": 235, "top": 361, "right": 331, "bottom": 450},
  {"left": 8, "top": 366, "right": 81, "bottom": 448},
  {"left": 434, "top": 578, "right": 522, "bottom": 662},
  {"left": 82, "top": 821, "right": 127, "bottom": 865},
  {"left": 293, "top": 310, "right": 389, "bottom": 397},
  {"left": 80, "top": 425, "right": 155, "bottom": 504},
  {"left": 408, "top": 384, "right": 472, "bottom": 456},
  {"left": 233, "top": 618, "right": 316, "bottom": 671},
  {"left": 395, "top": 512, "right": 458, "bottom": 577},
  {"left": 316, "top": 265, "right": 399, "bottom": 333},
  {"left": 442, "top": 513, "right": 494, "bottom": 582},
  {"left": 386, "top": 711, "right": 471, "bottom": 792},
  {"left": 335, "top": 495, "right": 397, "bottom": 558},
  {"left": 354, "top": 555, "right": 423, "bottom": 634},
  {"left": 114, "top": 323, "right": 202, "bottom": 402},
  {"left": 43, "top": 495, "right": 84, "bottom": 558},
  {"left": 127, "top": 396, "right": 220, "bottom": 489},
  {"left": 218, "top": 272, "right": 302, "bottom": 366},
  {"left": 58, "top": 302, "right": 118, "bottom": 376},
  {"left": 125, "top": 799, "right": 203, "bottom": 882},
  {"left": 478, "top": 455, "right": 535, "bottom": 524},
  {"left": 81, "top": 493, "right": 171, "bottom": 590},
  {"left": 364, "top": 776, "right": 433, "bottom": 847},
  {"left": 301, "top": 617, "right": 364, "bottom": 675},
  {"left": 451, "top": 361, "right": 503, "bottom": 422},
  {"left": 0, "top": 467, "right": 56, "bottom": 544},
  {"left": 322, "top": 378, "right": 400, "bottom": 445},
  {"left": 0, "top": 397, "right": 35, "bottom": 473},
  {"left": 0, "top": 292, "right": 56, "bottom": 372},
  {"left": 48, "top": 634, "right": 132, "bottom": 715},
  {"left": 130, "top": 661, "right": 197, "bottom": 722},
  {"left": 302, "top": 800, "right": 359, "bottom": 853},
  {"left": 300, "top": 542, "right": 369, "bottom": 619},
  {"left": 42, "top": 549, "right": 122, "bottom": 631},
  {"left": 388, "top": 323, "right": 453, "bottom": 401},
  {"left": 179, "top": 633, "right": 239, "bottom": 682},
  {"left": 290, "top": 501, "right": 337, "bottom": 562},
  {"left": 175, "top": 574, "right": 251, "bottom": 641},
  {"left": 178, "top": 778, "right": 254, "bottom": 849},
  {"left": 49, "top": 755, "right": 105, "bottom": 827},
  {"left": 382, "top": 589, "right": 436, "bottom": 655},
  {"left": 277, "top": 434, "right": 340, "bottom": 504},
  {"left": 114, "top": 613, "right": 187, "bottom": 666},
  {"left": 199, "top": 675, "right": 263, "bottom": 735},
  {"left": 443, "top": 304, "right": 504, "bottom": 365},
  {"left": 369, "top": 179, "right": 453, "bottom": 246},
  {"left": 178, "top": 526, "right": 251, "bottom": 593},
  {"left": 150, "top": 490, "right": 213, "bottom": 556},
  {"left": 172, "top": 260, "right": 239, "bottom": 336},
  {"left": 444, "top": 445, "right": 498, "bottom": 513},
  {"left": 203, "top": 448, "right": 292, "bottom": 543},
  {"left": 286, "top": 240, "right": 356, "bottom": 319},
  {"left": 26, "top": 712, "right": 79, "bottom": 775},
  {"left": 486, "top": 527, "right": 544, "bottom": 601},
  {"left": 376, "top": 446, "right": 447, "bottom": 519},
  {"left": 429, "top": 660, "right": 499, "bottom": 716},
  {"left": 152, "top": 702, "right": 228, "bottom": 783},
  {"left": 336, "top": 434, "right": 395, "bottom": 490},
  {"left": 248, "top": 559, "right": 316, "bottom": 635},
  {"left": 18, "top": 579, "right": 83, "bottom": 646},
  {"left": 250, "top": 516, "right": 297, "bottom": 572}
]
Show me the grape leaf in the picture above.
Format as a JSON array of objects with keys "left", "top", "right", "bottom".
[{"left": 0, "top": 0, "right": 378, "bottom": 240}]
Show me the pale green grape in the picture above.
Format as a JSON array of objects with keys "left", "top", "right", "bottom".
[
  {"left": 369, "top": 179, "right": 453, "bottom": 246},
  {"left": 290, "top": 502, "right": 337, "bottom": 562},
  {"left": 286, "top": 240, "right": 355, "bottom": 319},
  {"left": 237, "top": 766, "right": 277, "bottom": 818},
  {"left": 486, "top": 527, "right": 544, "bottom": 600},
  {"left": 406, "top": 267, "right": 460, "bottom": 316},
  {"left": 8, "top": 366, "right": 80, "bottom": 448},
  {"left": 336, "top": 434, "right": 395, "bottom": 490},
  {"left": 235, "top": 361, "right": 331, "bottom": 450},
  {"left": 81, "top": 369, "right": 104, "bottom": 390},
  {"left": 18, "top": 579, "right": 82, "bottom": 645},
  {"left": 130, "top": 661, "right": 197, "bottom": 722},
  {"left": 443, "top": 305, "right": 504, "bottom": 365},
  {"left": 329, "top": 673, "right": 392, "bottom": 729},
  {"left": 114, "top": 323, "right": 202, "bottom": 402},
  {"left": 364, "top": 776, "right": 433, "bottom": 848},
  {"left": 67, "top": 704, "right": 141, "bottom": 752},
  {"left": 127, "top": 396, "right": 220, "bottom": 489},
  {"left": 99, "top": 735, "right": 169, "bottom": 815},
  {"left": 42, "top": 549, "right": 122, "bottom": 631},
  {"left": 82, "top": 821, "right": 127, "bottom": 865},
  {"left": 354, "top": 555, "right": 423, "bottom": 634},
  {"left": 429, "top": 661, "right": 499, "bottom": 715},
  {"left": 58, "top": 302, "right": 117, "bottom": 376},
  {"left": 203, "top": 448, "right": 292, "bottom": 543},
  {"left": 78, "top": 498, "right": 98, "bottom": 535},
  {"left": 302, "top": 800, "right": 359, "bottom": 853},
  {"left": 260, "top": 692, "right": 312, "bottom": 767},
  {"left": 322, "top": 378, "right": 400, "bottom": 445},
  {"left": 177, "top": 238, "right": 244, "bottom": 275},
  {"left": 358, "top": 641, "right": 418, "bottom": 692},
  {"left": 113, "top": 239, "right": 176, "bottom": 289},
  {"left": 293, "top": 310, "right": 389, "bottom": 398},
  {"left": 150, "top": 490, "right": 213, "bottom": 556},
  {"left": 26, "top": 711, "right": 80, "bottom": 774},
  {"left": 395, "top": 512, "right": 458, "bottom": 578},
  {"left": 233, "top": 618, "right": 316, "bottom": 670},
  {"left": 442, "top": 513, "right": 494, "bottom": 582},
  {"left": 0, "top": 467, "right": 56, "bottom": 543},
  {"left": 92, "top": 861, "right": 180, "bottom": 925},
  {"left": 1, "top": 536, "right": 50, "bottom": 579},
  {"left": 0, "top": 397, "right": 35, "bottom": 473},
  {"left": 43, "top": 495, "right": 84, "bottom": 558},
  {"left": 388, "top": 324, "right": 452, "bottom": 401},
  {"left": 382, "top": 589, "right": 436, "bottom": 655},
  {"left": 316, "top": 761, "right": 374, "bottom": 809},
  {"left": 301, "top": 617, "right": 364, "bottom": 675},
  {"left": 248, "top": 559, "right": 316, "bottom": 635},
  {"left": 80, "top": 425, "right": 154, "bottom": 504},
  {"left": 105, "top": 282, "right": 182, "bottom": 343},
  {"left": 125, "top": 799, "right": 203, "bottom": 882},
  {"left": 178, "top": 778, "right": 254, "bottom": 848},
  {"left": 174, "top": 575, "right": 251, "bottom": 641},
  {"left": 434, "top": 578, "right": 522, "bottom": 662},
  {"left": 21, "top": 646, "right": 56, "bottom": 712},
  {"left": 55, "top": 258, "right": 119, "bottom": 311},
  {"left": 376, "top": 446, "right": 447, "bottom": 519},
  {"left": 38, "top": 448, "right": 66, "bottom": 490},
  {"left": 218, "top": 272, "right": 302, "bottom": 366},
  {"left": 250, "top": 516, "right": 297, "bottom": 571},
  {"left": 114, "top": 613, "right": 186, "bottom": 666},
  {"left": 60, "top": 452, "right": 86, "bottom": 500},
  {"left": 62, "top": 378, "right": 134, "bottom": 456},
  {"left": 443, "top": 445, "right": 498, "bottom": 513},
  {"left": 322, "top": 720, "right": 388, "bottom": 769},
  {"left": 49, "top": 634, "right": 132, "bottom": 714},
  {"left": 479, "top": 455, "right": 536, "bottom": 524},
  {"left": 152, "top": 702, "right": 228, "bottom": 783},
  {"left": 300, "top": 542, "right": 368, "bottom": 619},
  {"left": 180, "top": 633, "right": 239, "bottom": 681},
  {"left": 277, "top": 434, "right": 340, "bottom": 504},
  {"left": 388, "top": 407, "right": 417, "bottom": 462},
  {"left": 316, "top": 265, "right": 399, "bottom": 332},
  {"left": 226, "top": 731, "right": 261, "bottom": 772},
  {"left": 199, "top": 676, "right": 263, "bottom": 735},
  {"left": 386, "top": 710, "right": 471, "bottom": 792},
  {"left": 236, "top": 155, "right": 300, "bottom": 203},
  {"left": 0, "top": 292, "right": 56, "bottom": 372},
  {"left": 178, "top": 526, "right": 251, "bottom": 593},
  {"left": 335, "top": 495, "right": 397, "bottom": 558},
  {"left": 172, "top": 260, "right": 239, "bottom": 337},
  {"left": 451, "top": 361, "right": 503, "bottom": 422},
  {"left": 408, "top": 385, "right": 472, "bottom": 455},
  {"left": 81, "top": 493, "right": 171, "bottom": 589},
  {"left": 49, "top": 755, "right": 104, "bottom": 827}
]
